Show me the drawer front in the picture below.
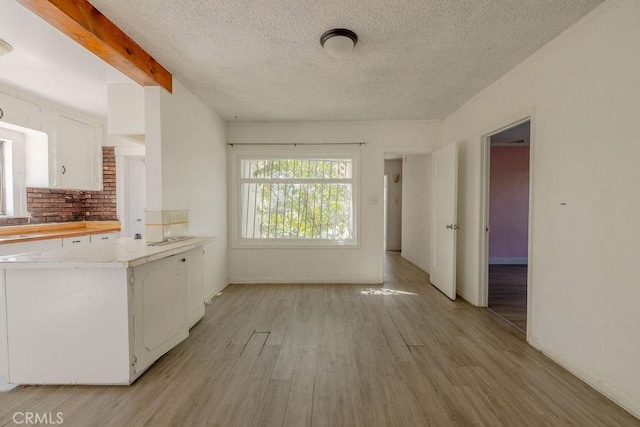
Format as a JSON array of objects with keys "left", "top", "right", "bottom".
[
  {"left": 0, "top": 239, "right": 62, "bottom": 256},
  {"left": 62, "top": 235, "right": 91, "bottom": 247},
  {"left": 90, "top": 232, "right": 117, "bottom": 243}
]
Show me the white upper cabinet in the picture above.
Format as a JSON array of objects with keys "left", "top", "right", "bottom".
[
  {"left": 54, "top": 114, "right": 103, "bottom": 191},
  {"left": 0, "top": 91, "right": 41, "bottom": 130},
  {"left": 0, "top": 90, "right": 103, "bottom": 191}
]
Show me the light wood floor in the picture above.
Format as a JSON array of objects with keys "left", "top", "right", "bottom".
[
  {"left": 0, "top": 252, "right": 637, "bottom": 426},
  {"left": 488, "top": 264, "right": 528, "bottom": 332}
]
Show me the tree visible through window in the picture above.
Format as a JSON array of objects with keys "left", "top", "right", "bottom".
[{"left": 239, "top": 157, "right": 354, "bottom": 242}]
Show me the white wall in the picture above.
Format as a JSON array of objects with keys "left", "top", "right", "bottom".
[
  {"left": 144, "top": 87, "right": 163, "bottom": 212},
  {"left": 145, "top": 81, "right": 228, "bottom": 298},
  {"left": 444, "top": 0, "right": 640, "bottom": 416},
  {"left": 104, "top": 134, "right": 144, "bottom": 148},
  {"left": 384, "top": 159, "right": 402, "bottom": 251},
  {"left": 107, "top": 82, "right": 145, "bottom": 137},
  {"left": 401, "top": 155, "right": 431, "bottom": 273},
  {"left": 227, "top": 121, "right": 443, "bottom": 284}
]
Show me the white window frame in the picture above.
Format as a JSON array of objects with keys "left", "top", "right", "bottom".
[
  {"left": 0, "top": 127, "right": 28, "bottom": 218},
  {"left": 230, "top": 147, "right": 360, "bottom": 248}
]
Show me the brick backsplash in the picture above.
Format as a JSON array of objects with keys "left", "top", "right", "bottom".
[{"left": 0, "top": 147, "right": 117, "bottom": 226}]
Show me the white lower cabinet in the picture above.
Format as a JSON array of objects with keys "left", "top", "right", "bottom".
[
  {"left": 62, "top": 235, "right": 91, "bottom": 246},
  {"left": 1, "top": 239, "right": 209, "bottom": 385},
  {"left": 185, "top": 248, "right": 205, "bottom": 328},
  {"left": 131, "top": 248, "right": 205, "bottom": 374},
  {"left": 4, "top": 268, "right": 130, "bottom": 384},
  {"left": 0, "top": 233, "right": 117, "bottom": 257},
  {"left": 132, "top": 254, "right": 189, "bottom": 375}
]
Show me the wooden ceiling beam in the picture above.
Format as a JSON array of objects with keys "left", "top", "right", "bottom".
[{"left": 16, "top": 0, "right": 172, "bottom": 93}]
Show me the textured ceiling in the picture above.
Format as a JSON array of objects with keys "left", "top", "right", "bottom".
[{"left": 88, "top": 0, "right": 604, "bottom": 122}]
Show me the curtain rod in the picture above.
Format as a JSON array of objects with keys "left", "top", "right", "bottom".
[{"left": 227, "top": 142, "right": 366, "bottom": 147}]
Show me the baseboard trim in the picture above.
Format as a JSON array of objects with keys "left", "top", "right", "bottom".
[
  {"left": 489, "top": 257, "right": 528, "bottom": 265},
  {"left": 399, "top": 254, "right": 430, "bottom": 275},
  {"left": 205, "top": 281, "right": 228, "bottom": 301},
  {"left": 528, "top": 335, "right": 640, "bottom": 420}
]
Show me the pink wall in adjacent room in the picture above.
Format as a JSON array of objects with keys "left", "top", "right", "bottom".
[{"left": 489, "top": 146, "right": 529, "bottom": 260}]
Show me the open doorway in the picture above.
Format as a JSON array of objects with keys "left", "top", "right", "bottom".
[
  {"left": 382, "top": 152, "right": 431, "bottom": 285},
  {"left": 382, "top": 146, "right": 458, "bottom": 299},
  {"left": 124, "top": 156, "right": 146, "bottom": 238},
  {"left": 384, "top": 157, "right": 403, "bottom": 253},
  {"left": 484, "top": 120, "right": 531, "bottom": 332}
]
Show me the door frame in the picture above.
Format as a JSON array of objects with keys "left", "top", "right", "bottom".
[
  {"left": 383, "top": 174, "right": 388, "bottom": 251},
  {"left": 380, "top": 149, "right": 433, "bottom": 283},
  {"left": 124, "top": 156, "right": 146, "bottom": 238},
  {"left": 478, "top": 111, "right": 535, "bottom": 337},
  {"left": 115, "top": 146, "right": 146, "bottom": 237}
]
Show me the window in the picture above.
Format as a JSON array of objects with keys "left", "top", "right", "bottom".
[
  {"left": 0, "top": 126, "right": 29, "bottom": 218},
  {"left": 234, "top": 152, "right": 358, "bottom": 246}
]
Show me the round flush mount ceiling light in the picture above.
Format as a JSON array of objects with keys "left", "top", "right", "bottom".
[
  {"left": 0, "top": 39, "right": 13, "bottom": 57},
  {"left": 320, "top": 29, "right": 358, "bottom": 58}
]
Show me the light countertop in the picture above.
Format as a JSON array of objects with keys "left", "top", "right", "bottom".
[{"left": 0, "top": 236, "right": 214, "bottom": 269}]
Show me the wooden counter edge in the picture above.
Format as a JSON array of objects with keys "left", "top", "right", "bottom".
[{"left": 0, "top": 221, "right": 121, "bottom": 244}]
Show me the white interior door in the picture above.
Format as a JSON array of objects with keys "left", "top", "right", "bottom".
[
  {"left": 126, "top": 157, "right": 146, "bottom": 237},
  {"left": 430, "top": 141, "right": 459, "bottom": 300},
  {"left": 383, "top": 175, "right": 388, "bottom": 251}
]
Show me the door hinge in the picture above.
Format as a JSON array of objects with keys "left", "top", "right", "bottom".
[{"left": 131, "top": 355, "right": 137, "bottom": 366}]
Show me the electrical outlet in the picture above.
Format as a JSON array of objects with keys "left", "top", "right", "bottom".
[{"left": 368, "top": 195, "right": 379, "bottom": 205}]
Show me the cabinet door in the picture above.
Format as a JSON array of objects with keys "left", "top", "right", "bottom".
[
  {"left": 55, "top": 115, "right": 101, "bottom": 190},
  {"left": 185, "top": 248, "right": 205, "bottom": 328},
  {"left": 90, "top": 232, "right": 118, "bottom": 243},
  {"left": 133, "top": 255, "right": 188, "bottom": 374},
  {"left": 0, "top": 92, "right": 40, "bottom": 130},
  {"left": 62, "top": 235, "right": 91, "bottom": 247}
]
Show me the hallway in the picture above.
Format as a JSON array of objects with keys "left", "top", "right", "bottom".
[{"left": 0, "top": 253, "right": 636, "bottom": 426}]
